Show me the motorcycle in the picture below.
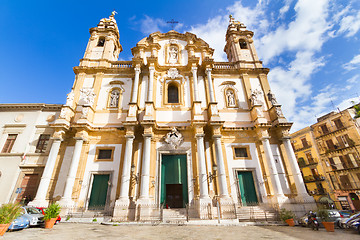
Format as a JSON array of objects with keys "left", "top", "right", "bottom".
[{"left": 307, "top": 211, "right": 319, "bottom": 230}]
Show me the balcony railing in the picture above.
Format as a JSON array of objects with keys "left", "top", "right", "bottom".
[
  {"left": 303, "top": 175, "right": 325, "bottom": 183},
  {"left": 293, "top": 142, "right": 312, "bottom": 152},
  {"left": 328, "top": 160, "right": 360, "bottom": 171},
  {"left": 315, "top": 124, "right": 349, "bottom": 138},
  {"left": 213, "top": 62, "right": 236, "bottom": 70},
  {"left": 111, "top": 61, "right": 133, "bottom": 68},
  {"left": 298, "top": 158, "right": 318, "bottom": 168}
]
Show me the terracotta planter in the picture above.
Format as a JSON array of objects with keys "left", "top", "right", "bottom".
[
  {"left": 285, "top": 218, "right": 295, "bottom": 226},
  {"left": 0, "top": 224, "right": 11, "bottom": 236},
  {"left": 44, "top": 218, "right": 57, "bottom": 229},
  {"left": 322, "top": 222, "right": 335, "bottom": 232}
]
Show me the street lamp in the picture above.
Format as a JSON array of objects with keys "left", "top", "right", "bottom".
[
  {"left": 208, "top": 164, "right": 217, "bottom": 183},
  {"left": 131, "top": 164, "right": 139, "bottom": 184}
]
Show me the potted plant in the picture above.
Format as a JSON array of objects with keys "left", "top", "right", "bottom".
[
  {"left": 317, "top": 208, "right": 334, "bottom": 232},
  {"left": 279, "top": 208, "right": 296, "bottom": 226},
  {"left": 44, "top": 203, "right": 61, "bottom": 229},
  {"left": 0, "top": 203, "right": 22, "bottom": 236}
]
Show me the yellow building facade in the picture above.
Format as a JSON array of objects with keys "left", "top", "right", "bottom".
[
  {"left": 292, "top": 106, "right": 360, "bottom": 211},
  {"left": 26, "top": 14, "right": 314, "bottom": 221}
]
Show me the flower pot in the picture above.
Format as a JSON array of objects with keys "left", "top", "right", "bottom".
[
  {"left": 322, "top": 222, "right": 335, "bottom": 232},
  {"left": 285, "top": 218, "right": 295, "bottom": 226},
  {"left": 0, "top": 224, "right": 11, "bottom": 236},
  {"left": 44, "top": 218, "right": 57, "bottom": 229}
]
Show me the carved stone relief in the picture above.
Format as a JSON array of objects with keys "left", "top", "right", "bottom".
[{"left": 164, "top": 127, "right": 184, "bottom": 149}]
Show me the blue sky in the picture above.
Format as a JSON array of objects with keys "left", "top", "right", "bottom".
[{"left": 1, "top": 0, "right": 360, "bottom": 131}]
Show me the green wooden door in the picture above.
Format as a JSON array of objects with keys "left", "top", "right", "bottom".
[
  {"left": 161, "top": 154, "right": 188, "bottom": 208},
  {"left": 88, "top": 174, "right": 109, "bottom": 210},
  {"left": 237, "top": 171, "right": 258, "bottom": 206}
]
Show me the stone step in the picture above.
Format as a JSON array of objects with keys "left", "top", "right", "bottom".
[{"left": 236, "top": 206, "right": 278, "bottom": 222}]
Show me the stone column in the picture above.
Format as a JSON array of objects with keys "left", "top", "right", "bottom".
[
  {"left": 196, "top": 134, "right": 210, "bottom": 200},
  {"left": 261, "top": 137, "right": 286, "bottom": 198},
  {"left": 283, "top": 137, "right": 313, "bottom": 200},
  {"left": 58, "top": 137, "right": 85, "bottom": 207},
  {"left": 29, "top": 134, "right": 63, "bottom": 207},
  {"left": 131, "top": 67, "right": 141, "bottom": 103},
  {"left": 138, "top": 134, "right": 152, "bottom": 202},
  {"left": 147, "top": 66, "right": 154, "bottom": 102},
  {"left": 192, "top": 67, "right": 199, "bottom": 101},
  {"left": 118, "top": 135, "right": 135, "bottom": 203},
  {"left": 206, "top": 68, "right": 215, "bottom": 102},
  {"left": 213, "top": 136, "right": 229, "bottom": 198}
]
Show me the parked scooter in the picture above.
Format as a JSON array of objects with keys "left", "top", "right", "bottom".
[{"left": 307, "top": 211, "right": 319, "bottom": 230}]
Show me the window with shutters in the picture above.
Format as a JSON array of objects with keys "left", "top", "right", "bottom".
[
  {"left": 167, "top": 83, "right": 179, "bottom": 103},
  {"left": 1, "top": 134, "right": 17, "bottom": 153},
  {"left": 339, "top": 175, "right": 352, "bottom": 190},
  {"left": 333, "top": 118, "right": 344, "bottom": 129},
  {"left": 35, "top": 134, "right": 50, "bottom": 153}
]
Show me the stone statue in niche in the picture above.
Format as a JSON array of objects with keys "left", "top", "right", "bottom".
[
  {"left": 226, "top": 89, "right": 236, "bottom": 107},
  {"left": 80, "top": 88, "right": 96, "bottom": 106},
  {"left": 59, "top": 108, "right": 68, "bottom": 119},
  {"left": 275, "top": 106, "right": 284, "bottom": 117},
  {"left": 267, "top": 90, "right": 278, "bottom": 106},
  {"left": 250, "top": 89, "right": 263, "bottom": 106},
  {"left": 168, "top": 45, "right": 178, "bottom": 64},
  {"left": 164, "top": 127, "right": 183, "bottom": 149},
  {"left": 81, "top": 107, "right": 89, "bottom": 119},
  {"left": 109, "top": 90, "right": 120, "bottom": 107},
  {"left": 65, "top": 90, "right": 74, "bottom": 106}
]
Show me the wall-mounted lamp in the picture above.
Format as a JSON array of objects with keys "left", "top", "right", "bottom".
[
  {"left": 131, "top": 164, "right": 139, "bottom": 184},
  {"left": 208, "top": 164, "right": 217, "bottom": 183},
  {"left": 151, "top": 180, "right": 156, "bottom": 187}
]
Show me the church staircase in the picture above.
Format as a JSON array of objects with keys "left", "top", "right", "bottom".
[
  {"left": 236, "top": 206, "right": 279, "bottom": 222},
  {"left": 162, "top": 208, "right": 187, "bottom": 224}
]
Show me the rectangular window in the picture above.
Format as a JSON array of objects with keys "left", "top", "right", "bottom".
[
  {"left": 320, "top": 124, "right": 329, "bottom": 134},
  {"left": 339, "top": 156, "right": 348, "bottom": 169},
  {"left": 339, "top": 175, "right": 352, "bottom": 190},
  {"left": 301, "top": 138, "right": 309, "bottom": 148},
  {"left": 326, "top": 139, "right": 335, "bottom": 150},
  {"left": 333, "top": 118, "right": 344, "bottom": 129},
  {"left": 35, "top": 134, "right": 50, "bottom": 153},
  {"left": 95, "top": 147, "right": 115, "bottom": 161},
  {"left": 328, "top": 157, "right": 337, "bottom": 170},
  {"left": 1, "top": 134, "right": 17, "bottom": 153},
  {"left": 233, "top": 146, "right": 251, "bottom": 159}
]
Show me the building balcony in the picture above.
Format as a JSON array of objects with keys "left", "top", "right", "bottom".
[
  {"left": 298, "top": 158, "right": 318, "bottom": 168},
  {"left": 329, "top": 161, "right": 360, "bottom": 172},
  {"left": 309, "top": 188, "right": 327, "bottom": 195},
  {"left": 303, "top": 175, "right": 326, "bottom": 183},
  {"left": 315, "top": 124, "right": 349, "bottom": 139},
  {"left": 321, "top": 142, "right": 357, "bottom": 155},
  {"left": 293, "top": 142, "right": 312, "bottom": 152},
  {"left": 339, "top": 181, "right": 360, "bottom": 191}
]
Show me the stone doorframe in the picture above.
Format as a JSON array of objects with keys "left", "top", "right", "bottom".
[
  {"left": 155, "top": 146, "right": 194, "bottom": 207},
  {"left": 233, "top": 168, "right": 262, "bottom": 205},
  {"left": 84, "top": 171, "right": 113, "bottom": 212}
]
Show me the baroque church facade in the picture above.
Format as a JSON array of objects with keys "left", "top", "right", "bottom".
[{"left": 27, "top": 13, "right": 314, "bottom": 220}]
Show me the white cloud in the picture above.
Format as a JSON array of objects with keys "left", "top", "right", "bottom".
[
  {"left": 338, "top": 11, "right": 360, "bottom": 37},
  {"left": 258, "top": 0, "right": 331, "bottom": 63},
  {"left": 189, "top": 16, "right": 228, "bottom": 61},
  {"left": 138, "top": 15, "right": 167, "bottom": 35},
  {"left": 343, "top": 54, "right": 360, "bottom": 71}
]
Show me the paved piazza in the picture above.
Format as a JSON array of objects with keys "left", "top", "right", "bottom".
[{"left": 2, "top": 223, "right": 358, "bottom": 240}]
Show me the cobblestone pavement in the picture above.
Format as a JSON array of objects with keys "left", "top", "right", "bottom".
[{"left": 2, "top": 223, "right": 359, "bottom": 240}]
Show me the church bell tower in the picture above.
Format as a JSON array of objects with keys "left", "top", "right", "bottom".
[
  {"left": 224, "top": 15, "right": 262, "bottom": 68},
  {"left": 81, "top": 12, "right": 122, "bottom": 67}
]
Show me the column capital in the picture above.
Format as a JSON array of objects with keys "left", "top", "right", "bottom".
[
  {"left": 191, "top": 66, "right": 198, "bottom": 72},
  {"left": 134, "top": 67, "right": 141, "bottom": 73},
  {"left": 195, "top": 133, "right": 205, "bottom": 138},
  {"left": 142, "top": 133, "right": 153, "bottom": 138},
  {"left": 73, "top": 137, "right": 86, "bottom": 141},
  {"left": 125, "top": 135, "right": 135, "bottom": 140},
  {"left": 149, "top": 66, "right": 155, "bottom": 72},
  {"left": 212, "top": 134, "right": 222, "bottom": 139},
  {"left": 205, "top": 68, "right": 212, "bottom": 74}
]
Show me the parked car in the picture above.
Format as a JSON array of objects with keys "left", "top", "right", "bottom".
[
  {"left": 342, "top": 212, "right": 360, "bottom": 229},
  {"left": 8, "top": 215, "right": 30, "bottom": 231},
  {"left": 350, "top": 218, "right": 360, "bottom": 234},
  {"left": 21, "top": 206, "right": 44, "bottom": 226},
  {"left": 36, "top": 207, "right": 61, "bottom": 224}
]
